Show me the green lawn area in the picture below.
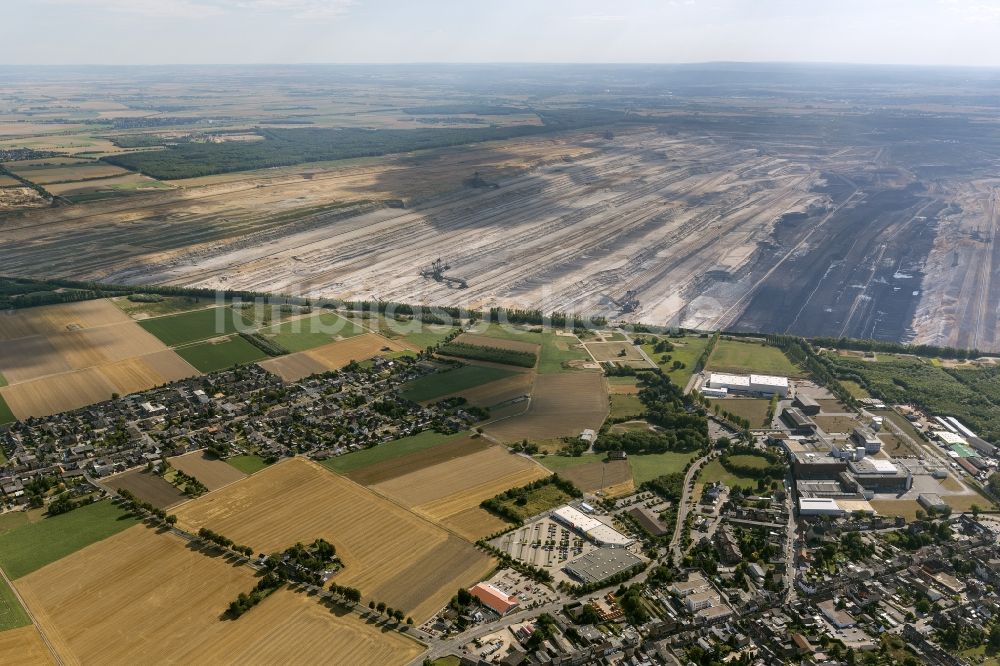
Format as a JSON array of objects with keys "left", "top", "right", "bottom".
[
  {"left": 225, "top": 455, "right": 270, "bottom": 475},
  {"left": 0, "top": 395, "right": 14, "bottom": 425},
  {"left": 259, "top": 311, "right": 365, "bottom": 352},
  {"left": 112, "top": 295, "right": 213, "bottom": 318},
  {"left": 430, "top": 657, "right": 462, "bottom": 666},
  {"left": 706, "top": 338, "right": 803, "bottom": 377},
  {"left": 538, "top": 453, "right": 606, "bottom": 472},
  {"left": 629, "top": 451, "right": 697, "bottom": 485},
  {"left": 0, "top": 500, "right": 140, "bottom": 580},
  {"left": 0, "top": 371, "right": 7, "bottom": 388},
  {"left": 403, "top": 327, "right": 459, "bottom": 350},
  {"left": 841, "top": 380, "right": 871, "bottom": 399},
  {"left": 469, "top": 324, "right": 588, "bottom": 373},
  {"left": 0, "top": 576, "right": 30, "bottom": 631},
  {"left": 138, "top": 306, "right": 239, "bottom": 346},
  {"left": 709, "top": 398, "right": 772, "bottom": 427},
  {"left": 698, "top": 458, "right": 759, "bottom": 488},
  {"left": 400, "top": 365, "right": 516, "bottom": 402},
  {"left": 174, "top": 335, "right": 268, "bottom": 372},
  {"left": 320, "top": 430, "right": 465, "bottom": 474},
  {"left": 609, "top": 394, "right": 645, "bottom": 420},
  {"left": 494, "top": 484, "right": 573, "bottom": 521},
  {"left": 350, "top": 314, "right": 456, "bottom": 350},
  {"left": 642, "top": 335, "right": 712, "bottom": 388}
]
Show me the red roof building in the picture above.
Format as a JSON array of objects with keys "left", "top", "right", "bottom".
[{"left": 469, "top": 582, "right": 519, "bottom": 615}]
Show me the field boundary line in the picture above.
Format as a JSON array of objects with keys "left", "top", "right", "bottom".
[{"left": 0, "top": 566, "right": 64, "bottom": 666}]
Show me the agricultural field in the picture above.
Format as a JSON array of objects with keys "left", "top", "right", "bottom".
[
  {"left": 641, "top": 335, "right": 712, "bottom": 387},
  {"left": 6, "top": 159, "right": 131, "bottom": 184},
  {"left": 138, "top": 307, "right": 239, "bottom": 347},
  {"left": 259, "top": 333, "right": 406, "bottom": 381},
  {"left": 0, "top": 626, "right": 53, "bottom": 666},
  {"left": 0, "top": 300, "right": 198, "bottom": 419},
  {"left": 467, "top": 325, "right": 592, "bottom": 373},
  {"left": 584, "top": 341, "right": 647, "bottom": 364},
  {"left": 484, "top": 372, "right": 608, "bottom": 442},
  {"left": 709, "top": 398, "right": 772, "bottom": 427},
  {"left": 606, "top": 376, "right": 640, "bottom": 394},
  {"left": 173, "top": 458, "right": 494, "bottom": 621},
  {"left": 400, "top": 365, "right": 518, "bottom": 402},
  {"left": 813, "top": 415, "right": 861, "bottom": 434},
  {"left": 99, "top": 468, "right": 187, "bottom": 509},
  {"left": 453, "top": 332, "right": 540, "bottom": 355},
  {"left": 441, "top": 372, "right": 533, "bottom": 408},
  {"left": 13, "top": 525, "right": 420, "bottom": 665},
  {"left": 0, "top": 395, "right": 13, "bottom": 425},
  {"left": 259, "top": 311, "right": 365, "bottom": 352},
  {"left": 168, "top": 451, "right": 247, "bottom": 490},
  {"left": 338, "top": 435, "right": 490, "bottom": 486},
  {"left": 706, "top": 339, "right": 802, "bottom": 377},
  {"left": 370, "top": 446, "right": 550, "bottom": 540},
  {"left": 0, "top": 500, "right": 139, "bottom": 580},
  {"left": 556, "top": 458, "right": 633, "bottom": 494},
  {"left": 0, "top": 576, "right": 30, "bottom": 631},
  {"left": 174, "top": 335, "right": 268, "bottom": 372},
  {"left": 321, "top": 430, "right": 469, "bottom": 476}
]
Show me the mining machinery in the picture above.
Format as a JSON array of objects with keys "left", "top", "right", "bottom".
[
  {"left": 420, "top": 258, "right": 468, "bottom": 289},
  {"left": 610, "top": 289, "right": 640, "bottom": 314}
]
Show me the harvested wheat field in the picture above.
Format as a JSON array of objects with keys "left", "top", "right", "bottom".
[
  {"left": 372, "top": 447, "right": 550, "bottom": 540},
  {"left": 346, "top": 436, "right": 491, "bottom": 486},
  {"left": 99, "top": 468, "right": 187, "bottom": 509},
  {"left": 168, "top": 451, "right": 246, "bottom": 490},
  {"left": 14, "top": 525, "right": 421, "bottom": 665},
  {"left": 173, "top": 458, "right": 493, "bottom": 621},
  {"left": 0, "top": 300, "right": 131, "bottom": 341},
  {"left": 454, "top": 333, "right": 541, "bottom": 354},
  {"left": 558, "top": 459, "right": 633, "bottom": 493},
  {"left": 442, "top": 372, "right": 534, "bottom": 408},
  {"left": 260, "top": 333, "right": 405, "bottom": 381},
  {"left": 484, "top": 372, "right": 608, "bottom": 442},
  {"left": 0, "top": 626, "right": 55, "bottom": 666}
]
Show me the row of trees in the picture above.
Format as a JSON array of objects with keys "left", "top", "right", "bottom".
[
  {"left": 227, "top": 573, "right": 283, "bottom": 619},
  {"left": 479, "top": 474, "right": 582, "bottom": 525},
  {"left": 436, "top": 342, "right": 537, "bottom": 368},
  {"left": 115, "top": 489, "right": 179, "bottom": 526},
  {"left": 198, "top": 527, "right": 254, "bottom": 557},
  {"left": 47, "top": 492, "right": 96, "bottom": 516},
  {"left": 239, "top": 332, "right": 289, "bottom": 357}
]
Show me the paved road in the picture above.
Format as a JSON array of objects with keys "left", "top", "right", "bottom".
[{"left": 670, "top": 454, "right": 711, "bottom": 563}]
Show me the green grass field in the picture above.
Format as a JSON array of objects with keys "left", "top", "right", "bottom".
[
  {"left": 402, "top": 327, "right": 458, "bottom": 350},
  {"left": 139, "top": 306, "right": 239, "bottom": 346},
  {"left": 841, "top": 380, "right": 871, "bottom": 399},
  {"left": 709, "top": 398, "right": 772, "bottom": 427},
  {"left": 642, "top": 335, "right": 712, "bottom": 388},
  {"left": 0, "top": 371, "right": 7, "bottom": 388},
  {"left": 225, "top": 455, "right": 270, "bottom": 475},
  {"left": 0, "top": 576, "right": 30, "bottom": 631},
  {"left": 629, "top": 451, "right": 697, "bottom": 485},
  {"left": 469, "top": 324, "right": 588, "bottom": 373},
  {"left": 698, "top": 458, "right": 759, "bottom": 488},
  {"left": 260, "top": 312, "right": 365, "bottom": 352},
  {"left": 0, "top": 500, "right": 140, "bottom": 580},
  {"left": 400, "top": 365, "right": 516, "bottom": 402},
  {"left": 112, "top": 295, "right": 213, "bottom": 318},
  {"left": 320, "top": 430, "right": 465, "bottom": 474},
  {"left": 174, "top": 335, "right": 267, "bottom": 372},
  {"left": 706, "top": 338, "right": 802, "bottom": 377},
  {"left": 0, "top": 395, "right": 13, "bottom": 425},
  {"left": 609, "top": 394, "right": 645, "bottom": 420}
]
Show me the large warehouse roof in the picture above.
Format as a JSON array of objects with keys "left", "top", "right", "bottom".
[
  {"left": 552, "top": 505, "right": 633, "bottom": 546},
  {"left": 709, "top": 372, "right": 750, "bottom": 387},
  {"left": 750, "top": 374, "right": 789, "bottom": 388}
]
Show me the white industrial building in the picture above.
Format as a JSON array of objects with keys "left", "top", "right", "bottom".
[
  {"left": 707, "top": 372, "right": 789, "bottom": 398},
  {"left": 798, "top": 497, "right": 845, "bottom": 517},
  {"left": 934, "top": 430, "right": 967, "bottom": 446},
  {"left": 551, "top": 505, "right": 633, "bottom": 547}
]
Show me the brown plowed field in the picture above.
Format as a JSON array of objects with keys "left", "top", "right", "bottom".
[
  {"left": 484, "top": 372, "right": 609, "bottom": 442},
  {"left": 441, "top": 373, "right": 533, "bottom": 408},
  {"left": 558, "top": 459, "right": 632, "bottom": 493},
  {"left": 99, "top": 468, "right": 187, "bottom": 509},
  {"left": 173, "top": 458, "right": 493, "bottom": 621},
  {"left": 260, "top": 333, "right": 406, "bottom": 381},
  {"left": 0, "top": 626, "right": 54, "bottom": 666},
  {"left": 346, "top": 436, "right": 490, "bottom": 486},
  {"left": 372, "top": 447, "right": 550, "bottom": 540},
  {"left": 168, "top": 451, "right": 247, "bottom": 490},
  {"left": 454, "top": 333, "right": 541, "bottom": 354},
  {"left": 14, "top": 525, "right": 421, "bottom": 665}
]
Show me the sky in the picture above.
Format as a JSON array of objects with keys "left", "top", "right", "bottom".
[{"left": 5, "top": 0, "right": 1000, "bottom": 67}]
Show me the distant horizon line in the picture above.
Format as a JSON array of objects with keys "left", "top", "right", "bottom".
[{"left": 3, "top": 60, "right": 1000, "bottom": 70}]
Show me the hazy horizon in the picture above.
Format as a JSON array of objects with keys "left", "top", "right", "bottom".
[{"left": 8, "top": 0, "right": 1000, "bottom": 68}]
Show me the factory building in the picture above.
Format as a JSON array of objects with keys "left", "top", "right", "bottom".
[
  {"left": 845, "top": 458, "right": 913, "bottom": 492},
  {"left": 782, "top": 407, "right": 818, "bottom": 435},
  {"left": 850, "top": 427, "right": 882, "bottom": 454},
  {"left": 793, "top": 394, "right": 821, "bottom": 416},
  {"left": 551, "top": 505, "right": 634, "bottom": 547},
  {"left": 798, "top": 497, "right": 845, "bottom": 517},
  {"left": 791, "top": 452, "right": 848, "bottom": 479},
  {"left": 707, "top": 373, "right": 789, "bottom": 398}
]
